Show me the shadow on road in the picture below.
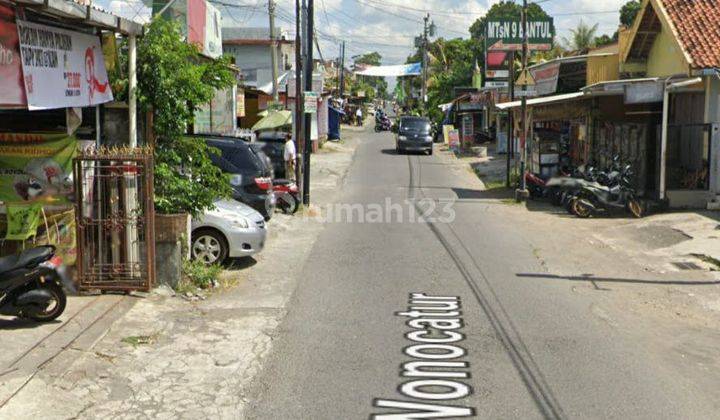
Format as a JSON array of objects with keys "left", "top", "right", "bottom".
[
  {"left": 224, "top": 256, "right": 258, "bottom": 271},
  {"left": 0, "top": 318, "right": 61, "bottom": 330},
  {"left": 380, "top": 148, "right": 398, "bottom": 155},
  {"left": 517, "top": 272, "right": 720, "bottom": 286}
]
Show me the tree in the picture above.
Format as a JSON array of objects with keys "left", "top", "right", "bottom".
[
  {"left": 594, "top": 33, "right": 617, "bottom": 47},
  {"left": 469, "top": 1, "right": 551, "bottom": 41},
  {"left": 563, "top": 20, "right": 599, "bottom": 50},
  {"left": 352, "top": 52, "right": 388, "bottom": 100},
  {"left": 135, "top": 19, "right": 235, "bottom": 216},
  {"left": 620, "top": 0, "right": 642, "bottom": 27},
  {"left": 405, "top": 37, "right": 479, "bottom": 121}
]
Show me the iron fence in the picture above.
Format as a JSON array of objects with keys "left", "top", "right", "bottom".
[{"left": 73, "top": 146, "right": 155, "bottom": 292}]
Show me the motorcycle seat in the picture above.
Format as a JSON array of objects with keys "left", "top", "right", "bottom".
[{"left": 0, "top": 246, "right": 54, "bottom": 274}]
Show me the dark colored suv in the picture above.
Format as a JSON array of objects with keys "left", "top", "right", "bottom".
[
  {"left": 395, "top": 116, "right": 433, "bottom": 155},
  {"left": 205, "top": 137, "right": 276, "bottom": 220}
]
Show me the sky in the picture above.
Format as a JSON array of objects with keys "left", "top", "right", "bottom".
[{"left": 99, "top": 0, "right": 629, "bottom": 65}]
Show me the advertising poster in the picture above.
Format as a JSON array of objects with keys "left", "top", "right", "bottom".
[
  {"left": 0, "top": 4, "right": 26, "bottom": 107},
  {"left": 187, "top": 0, "right": 222, "bottom": 58},
  {"left": 0, "top": 133, "right": 77, "bottom": 204},
  {"left": 16, "top": 19, "right": 113, "bottom": 110},
  {"left": 484, "top": 51, "right": 509, "bottom": 90}
]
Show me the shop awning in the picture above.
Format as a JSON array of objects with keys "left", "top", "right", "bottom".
[
  {"left": 19, "top": 0, "right": 143, "bottom": 35},
  {"left": 251, "top": 110, "right": 293, "bottom": 131},
  {"left": 495, "top": 92, "right": 586, "bottom": 110}
]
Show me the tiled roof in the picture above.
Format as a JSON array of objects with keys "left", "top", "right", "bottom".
[{"left": 662, "top": 0, "right": 720, "bottom": 68}]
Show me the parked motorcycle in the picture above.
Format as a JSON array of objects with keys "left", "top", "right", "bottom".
[
  {"left": 273, "top": 178, "right": 300, "bottom": 214},
  {"left": 572, "top": 165, "right": 644, "bottom": 218},
  {"left": 0, "top": 245, "right": 74, "bottom": 322}
]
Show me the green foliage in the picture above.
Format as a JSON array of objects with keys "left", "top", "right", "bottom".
[
  {"left": 153, "top": 138, "right": 230, "bottom": 217},
  {"left": 352, "top": 52, "right": 388, "bottom": 100},
  {"left": 469, "top": 1, "right": 552, "bottom": 41},
  {"left": 594, "top": 32, "right": 618, "bottom": 47},
  {"left": 403, "top": 37, "right": 480, "bottom": 122},
  {"left": 182, "top": 258, "right": 222, "bottom": 290},
  {"left": 563, "top": 20, "right": 599, "bottom": 50},
  {"left": 353, "top": 52, "right": 382, "bottom": 66},
  {"left": 620, "top": 0, "right": 642, "bottom": 27},
  {"left": 136, "top": 18, "right": 234, "bottom": 216}
]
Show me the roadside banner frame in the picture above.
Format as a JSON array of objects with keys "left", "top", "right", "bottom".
[{"left": 486, "top": 18, "right": 554, "bottom": 51}]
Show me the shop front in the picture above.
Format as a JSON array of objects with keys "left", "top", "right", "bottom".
[{"left": 0, "top": 0, "right": 142, "bottom": 268}]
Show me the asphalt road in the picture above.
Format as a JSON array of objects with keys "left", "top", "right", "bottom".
[{"left": 245, "top": 128, "right": 717, "bottom": 419}]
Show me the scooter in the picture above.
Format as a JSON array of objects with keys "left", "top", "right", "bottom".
[
  {"left": 0, "top": 245, "right": 74, "bottom": 322},
  {"left": 572, "top": 165, "right": 644, "bottom": 218},
  {"left": 374, "top": 116, "right": 392, "bottom": 132},
  {"left": 273, "top": 179, "right": 300, "bottom": 214}
]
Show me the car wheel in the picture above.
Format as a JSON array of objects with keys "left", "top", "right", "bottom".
[
  {"left": 427, "top": 147, "right": 433, "bottom": 155},
  {"left": 192, "top": 229, "right": 228, "bottom": 265}
]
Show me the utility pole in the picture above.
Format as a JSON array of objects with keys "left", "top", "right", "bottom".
[
  {"left": 269, "top": 0, "right": 280, "bottom": 104},
  {"left": 517, "top": 0, "right": 529, "bottom": 199},
  {"left": 506, "top": 51, "right": 515, "bottom": 188},
  {"left": 294, "top": 0, "right": 303, "bottom": 189},
  {"left": 302, "top": 0, "right": 314, "bottom": 205},
  {"left": 336, "top": 43, "right": 341, "bottom": 93},
  {"left": 339, "top": 41, "right": 345, "bottom": 99},
  {"left": 421, "top": 14, "right": 429, "bottom": 112}
]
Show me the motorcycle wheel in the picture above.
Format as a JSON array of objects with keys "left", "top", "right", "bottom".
[
  {"left": 26, "top": 282, "right": 66, "bottom": 322},
  {"left": 573, "top": 200, "right": 593, "bottom": 218},
  {"left": 374, "top": 126, "right": 380, "bottom": 132},
  {"left": 627, "top": 199, "right": 644, "bottom": 218},
  {"left": 564, "top": 196, "right": 576, "bottom": 214},
  {"left": 279, "top": 193, "right": 299, "bottom": 214}
]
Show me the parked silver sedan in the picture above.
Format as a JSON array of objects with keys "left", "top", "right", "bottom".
[{"left": 191, "top": 199, "right": 267, "bottom": 264}]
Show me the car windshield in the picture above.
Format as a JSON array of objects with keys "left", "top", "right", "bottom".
[{"left": 400, "top": 118, "right": 430, "bottom": 133}]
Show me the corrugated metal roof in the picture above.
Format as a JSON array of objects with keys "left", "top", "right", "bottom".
[
  {"left": 495, "top": 92, "right": 586, "bottom": 110},
  {"left": 222, "top": 26, "right": 290, "bottom": 41}
]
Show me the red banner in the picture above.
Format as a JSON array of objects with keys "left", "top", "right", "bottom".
[{"left": 0, "top": 4, "right": 26, "bottom": 108}]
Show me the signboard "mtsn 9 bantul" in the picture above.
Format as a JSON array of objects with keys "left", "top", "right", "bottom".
[{"left": 486, "top": 18, "right": 554, "bottom": 51}]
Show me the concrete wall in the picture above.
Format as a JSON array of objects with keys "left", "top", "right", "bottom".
[
  {"left": 704, "top": 78, "right": 720, "bottom": 200},
  {"left": 224, "top": 45, "right": 276, "bottom": 74},
  {"left": 646, "top": 24, "right": 689, "bottom": 77},
  {"left": 223, "top": 43, "right": 294, "bottom": 76}
]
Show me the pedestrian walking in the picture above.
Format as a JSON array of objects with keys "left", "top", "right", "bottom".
[
  {"left": 356, "top": 107, "right": 363, "bottom": 126},
  {"left": 284, "top": 133, "right": 296, "bottom": 181}
]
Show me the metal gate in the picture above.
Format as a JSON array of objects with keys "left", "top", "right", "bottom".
[{"left": 73, "top": 146, "right": 155, "bottom": 292}]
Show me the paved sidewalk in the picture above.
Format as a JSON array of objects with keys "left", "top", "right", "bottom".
[
  {"left": 0, "top": 132, "right": 362, "bottom": 419},
  {"left": 437, "top": 144, "right": 720, "bottom": 326}
]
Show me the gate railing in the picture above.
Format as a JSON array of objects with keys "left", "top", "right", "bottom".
[{"left": 73, "top": 146, "right": 155, "bottom": 292}]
